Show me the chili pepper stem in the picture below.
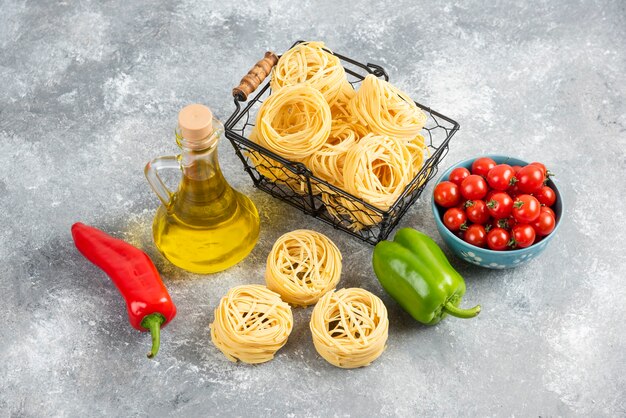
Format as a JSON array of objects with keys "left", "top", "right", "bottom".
[
  {"left": 443, "top": 301, "right": 481, "bottom": 319},
  {"left": 141, "top": 313, "right": 166, "bottom": 359}
]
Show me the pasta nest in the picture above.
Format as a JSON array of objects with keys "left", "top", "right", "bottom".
[
  {"left": 255, "top": 84, "right": 331, "bottom": 160},
  {"left": 306, "top": 117, "right": 367, "bottom": 187},
  {"left": 310, "top": 288, "right": 389, "bottom": 368},
  {"left": 265, "top": 229, "right": 342, "bottom": 307},
  {"left": 343, "top": 133, "right": 416, "bottom": 211},
  {"left": 271, "top": 41, "right": 353, "bottom": 108},
  {"left": 210, "top": 285, "right": 293, "bottom": 364},
  {"left": 247, "top": 127, "right": 310, "bottom": 194},
  {"left": 349, "top": 74, "right": 427, "bottom": 139}
]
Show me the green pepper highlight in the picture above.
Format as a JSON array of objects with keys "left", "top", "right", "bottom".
[{"left": 372, "top": 228, "right": 481, "bottom": 325}]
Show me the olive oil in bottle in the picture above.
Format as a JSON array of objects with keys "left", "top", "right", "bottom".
[{"left": 145, "top": 104, "right": 260, "bottom": 274}]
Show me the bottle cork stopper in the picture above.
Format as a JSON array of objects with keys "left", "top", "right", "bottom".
[{"left": 178, "top": 104, "right": 213, "bottom": 140}]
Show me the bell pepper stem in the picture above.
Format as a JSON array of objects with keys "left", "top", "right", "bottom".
[
  {"left": 141, "top": 313, "right": 166, "bottom": 359},
  {"left": 443, "top": 302, "right": 481, "bottom": 319}
]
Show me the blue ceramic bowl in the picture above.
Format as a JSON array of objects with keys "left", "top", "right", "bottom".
[{"left": 432, "top": 155, "right": 563, "bottom": 269}]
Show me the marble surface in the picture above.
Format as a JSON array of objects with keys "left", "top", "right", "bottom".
[{"left": 1, "top": 0, "right": 625, "bottom": 416}]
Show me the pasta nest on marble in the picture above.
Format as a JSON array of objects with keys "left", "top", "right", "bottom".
[
  {"left": 265, "top": 229, "right": 342, "bottom": 307},
  {"left": 310, "top": 288, "right": 389, "bottom": 369},
  {"left": 210, "top": 285, "right": 293, "bottom": 364}
]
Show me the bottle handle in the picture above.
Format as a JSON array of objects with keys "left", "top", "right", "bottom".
[{"left": 144, "top": 156, "right": 181, "bottom": 206}]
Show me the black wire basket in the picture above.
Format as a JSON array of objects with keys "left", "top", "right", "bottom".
[{"left": 225, "top": 41, "right": 459, "bottom": 245}]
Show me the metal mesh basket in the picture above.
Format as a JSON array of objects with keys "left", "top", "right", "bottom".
[{"left": 225, "top": 41, "right": 459, "bottom": 245}]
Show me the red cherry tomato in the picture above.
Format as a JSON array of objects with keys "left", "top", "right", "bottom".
[
  {"left": 486, "top": 192, "right": 514, "bottom": 219},
  {"left": 540, "top": 206, "right": 556, "bottom": 219},
  {"left": 531, "top": 211, "right": 556, "bottom": 236},
  {"left": 511, "top": 165, "right": 523, "bottom": 174},
  {"left": 465, "top": 200, "right": 490, "bottom": 224},
  {"left": 516, "top": 165, "right": 545, "bottom": 194},
  {"left": 464, "top": 224, "right": 487, "bottom": 248},
  {"left": 497, "top": 216, "right": 517, "bottom": 230},
  {"left": 512, "top": 194, "right": 541, "bottom": 223},
  {"left": 487, "top": 164, "right": 516, "bottom": 191},
  {"left": 507, "top": 182, "right": 521, "bottom": 199},
  {"left": 511, "top": 224, "right": 536, "bottom": 248},
  {"left": 534, "top": 186, "right": 556, "bottom": 207},
  {"left": 460, "top": 175, "right": 488, "bottom": 200},
  {"left": 449, "top": 167, "right": 471, "bottom": 186},
  {"left": 471, "top": 157, "right": 497, "bottom": 177},
  {"left": 487, "top": 227, "right": 511, "bottom": 251},
  {"left": 443, "top": 208, "right": 467, "bottom": 232},
  {"left": 434, "top": 181, "right": 461, "bottom": 208},
  {"left": 529, "top": 162, "right": 551, "bottom": 178}
]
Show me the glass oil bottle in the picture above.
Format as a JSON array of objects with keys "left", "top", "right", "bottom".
[{"left": 145, "top": 104, "right": 260, "bottom": 274}]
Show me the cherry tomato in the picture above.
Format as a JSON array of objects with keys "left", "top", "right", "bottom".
[
  {"left": 512, "top": 194, "right": 541, "bottom": 223},
  {"left": 507, "top": 182, "right": 521, "bottom": 199},
  {"left": 471, "top": 157, "right": 497, "bottom": 177},
  {"left": 534, "top": 186, "right": 556, "bottom": 207},
  {"left": 511, "top": 224, "right": 536, "bottom": 248},
  {"left": 497, "top": 217, "right": 517, "bottom": 230},
  {"left": 443, "top": 208, "right": 467, "bottom": 232},
  {"left": 449, "top": 167, "right": 470, "bottom": 186},
  {"left": 464, "top": 224, "right": 487, "bottom": 248},
  {"left": 465, "top": 200, "right": 490, "bottom": 224},
  {"left": 511, "top": 165, "right": 523, "bottom": 174},
  {"left": 516, "top": 165, "right": 545, "bottom": 194},
  {"left": 487, "top": 227, "right": 511, "bottom": 251},
  {"left": 540, "top": 206, "right": 556, "bottom": 219},
  {"left": 529, "top": 162, "right": 552, "bottom": 178},
  {"left": 487, "top": 164, "right": 516, "bottom": 191},
  {"left": 531, "top": 211, "right": 556, "bottom": 236},
  {"left": 434, "top": 181, "right": 461, "bottom": 208},
  {"left": 486, "top": 192, "right": 513, "bottom": 219},
  {"left": 460, "top": 175, "right": 488, "bottom": 200}
]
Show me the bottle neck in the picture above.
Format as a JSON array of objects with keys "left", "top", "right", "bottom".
[{"left": 175, "top": 118, "right": 224, "bottom": 180}]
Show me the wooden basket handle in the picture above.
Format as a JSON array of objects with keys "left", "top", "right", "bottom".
[{"left": 232, "top": 51, "right": 279, "bottom": 101}]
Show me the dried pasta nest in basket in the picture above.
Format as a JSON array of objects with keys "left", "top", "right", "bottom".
[
  {"left": 349, "top": 74, "right": 427, "bottom": 139},
  {"left": 246, "top": 127, "right": 311, "bottom": 195},
  {"left": 210, "top": 285, "right": 293, "bottom": 364},
  {"left": 310, "top": 288, "right": 389, "bottom": 368},
  {"left": 306, "top": 117, "right": 368, "bottom": 188},
  {"left": 243, "top": 42, "right": 431, "bottom": 232},
  {"left": 255, "top": 84, "right": 331, "bottom": 161},
  {"left": 265, "top": 229, "right": 342, "bottom": 307},
  {"left": 320, "top": 193, "right": 384, "bottom": 231},
  {"left": 324, "top": 133, "right": 420, "bottom": 229},
  {"left": 270, "top": 41, "right": 355, "bottom": 109}
]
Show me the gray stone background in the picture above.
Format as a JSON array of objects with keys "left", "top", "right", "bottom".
[{"left": 1, "top": 0, "right": 625, "bottom": 416}]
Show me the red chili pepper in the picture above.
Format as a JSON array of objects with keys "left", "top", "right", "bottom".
[{"left": 71, "top": 222, "right": 176, "bottom": 359}]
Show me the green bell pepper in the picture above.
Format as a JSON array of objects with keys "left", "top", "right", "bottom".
[{"left": 372, "top": 228, "right": 481, "bottom": 325}]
